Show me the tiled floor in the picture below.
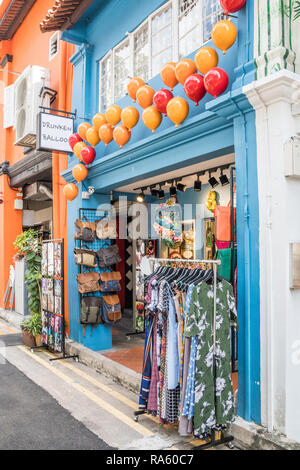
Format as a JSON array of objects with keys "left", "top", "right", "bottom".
[{"left": 102, "top": 326, "right": 239, "bottom": 394}]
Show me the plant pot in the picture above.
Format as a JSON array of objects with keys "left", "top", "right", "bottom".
[
  {"left": 22, "top": 330, "right": 36, "bottom": 348},
  {"left": 35, "top": 334, "right": 42, "bottom": 347}
]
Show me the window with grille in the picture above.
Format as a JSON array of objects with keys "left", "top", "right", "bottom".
[
  {"left": 49, "top": 31, "right": 59, "bottom": 61},
  {"left": 98, "top": 0, "right": 223, "bottom": 111},
  {"left": 114, "top": 40, "right": 131, "bottom": 103},
  {"left": 134, "top": 24, "right": 149, "bottom": 81}
]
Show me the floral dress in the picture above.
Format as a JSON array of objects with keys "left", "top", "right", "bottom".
[{"left": 185, "top": 280, "right": 237, "bottom": 436}]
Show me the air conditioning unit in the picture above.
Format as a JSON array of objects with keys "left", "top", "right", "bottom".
[{"left": 14, "top": 65, "right": 50, "bottom": 147}]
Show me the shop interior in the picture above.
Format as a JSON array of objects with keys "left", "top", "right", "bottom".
[{"left": 105, "top": 153, "right": 238, "bottom": 392}]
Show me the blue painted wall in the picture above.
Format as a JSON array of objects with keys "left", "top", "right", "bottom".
[{"left": 62, "top": 0, "right": 261, "bottom": 423}]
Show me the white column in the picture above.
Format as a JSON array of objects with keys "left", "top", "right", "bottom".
[{"left": 244, "top": 70, "right": 300, "bottom": 442}]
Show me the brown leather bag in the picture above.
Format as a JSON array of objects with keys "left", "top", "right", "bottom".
[
  {"left": 74, "top": 247, "right": 98, "bottom": 267},
  {"left": 99, "top": 272, "right": 121, "bottom": 293},
  {"left": 102, "top": 295, "right": 122, "bottom": 324},
  {"left": 76, "top": 272, "right": 101, "bottom": 294},
  {"left": 75, "top": 217, "right": 96, "bottom": 242}
]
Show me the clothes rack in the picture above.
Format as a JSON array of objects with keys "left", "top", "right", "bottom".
[{"left": 134, "top": 257, "right": 235, "bottom": 450}]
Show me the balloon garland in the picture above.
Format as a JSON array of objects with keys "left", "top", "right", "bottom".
[{"left": 64, "top": 3, "right": 244, "bottom": 201}]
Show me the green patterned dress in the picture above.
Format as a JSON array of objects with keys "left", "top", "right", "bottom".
[{"left": 185, "top": 280, "right": 237, "bottom": 436}]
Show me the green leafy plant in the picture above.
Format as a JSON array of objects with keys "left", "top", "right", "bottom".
[
  {"left": 21, "top": 313, "right": 42, "bottom": 336},
  {"left": 14, "top": 229, "right": 42, "bottom": 316}
]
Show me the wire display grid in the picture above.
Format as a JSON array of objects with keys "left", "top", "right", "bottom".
[{"left": 78, "top": 208, "right": 114, "bottom": 332}]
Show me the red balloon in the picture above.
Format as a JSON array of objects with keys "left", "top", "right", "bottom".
[
  {"left": 80, "top": 146, "right": 96, "bottom": 166},
  {"left": 220, "top": 0, "right": 246, "bottom": 15},
  {"left": 184, "top": 74, "right": 206, "bottom": 106},
  {"left": 153, "top": 89, "right": 174, "bottom": 116},
  {"left": 204, "top": 68, "right": 229, "bottom": 99},
  {"left": 69, "top": 133, "right": 82, "bottom": 150}
]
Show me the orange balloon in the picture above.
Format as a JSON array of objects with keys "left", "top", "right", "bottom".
[
  {"left": 113, "top": 125, "right": 131, "bottom": 149},
  {"left": 99, "top": 123, "right": 114, "bottom": 146},
  {"left": 175, "top": 59, "right": 197, "bottom": 85},
  {"left": 63, "top": 183, "right": 78, "bottom": 201},
  {"left": 127, "top": 77, "right": 145, "bottom": 102},
  {"left": 142, "top": 106, "right": 162, "bottom": 134},
  {"left": 73, "top": 141, "right": 86, "bottom": 160},
  {"left": 161, "top": 62, "right": 178, "bottom": 91},
  {"left": 211, "top": 20, "right": 237, "bottom": 55},
  {"left": 92, "top": 113, "right": 107, "bottom": 131},
  {"left": 195, "top": 47, "right": 219, "bottom": 75},
  {"left": 77, "top": 122, "right": 91, "bottom": 141},
  {"left": 72, "top": 164, "right": 88, "bottom": 183},
  {"left": 121, "top": 106, "right": 140, "bottom": 131},
  {"left": 136, "top": 85, "right": 155, "bottom": 109},
  {"left": 105, "top": 105, "right": 122, "bottom": 127},
  {"left": 86, "top": 127, "right": 100, "bottom": 147},
  {"left": 167, "top": 97, "right": 189, "bottom": 128}
]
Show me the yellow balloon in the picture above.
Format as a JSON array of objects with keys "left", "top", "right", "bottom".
[
  {"left": 195, "top": 47, "right": 219, "bottom": 75},
  {"left": 73, "top": 141, "right": 86, "bottom": 160},
  {"left": 105, "top": 105, "right": 122, "bottom": 127},
  {"left": 92, "top": 113, "right": 107, "bottom": 131},
  {"left": 142, "top": 106, "right": 162, "bottom": 134},
  {"left": 121, "top": 107, "right": 140, "bottom": 131},
  {"left": 211, "top": 20, "right": 237, "bottom": 55},
  {"left": 86, "top": 127, "right": 100, "bottom": 147},
  {"left": 77, "top": 122, "right": 91, "bottom": 141},
  {"left": 166, "top": 97, "right": 189, "bottom": 128}
]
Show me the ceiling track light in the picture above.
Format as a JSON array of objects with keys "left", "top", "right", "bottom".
[
  {"left": 157, "top": 184, "right": 165, "bottom": 200},
  {"left": 208, "top": 171, "right": 219, "bottom": 189},
  {"left": 219, "top": 169, "right": 230, "bottom": 186},
  {"left": 137, "top": 188, "right": 145, "bottom": 203},
  {"left": 170, "top": 180, "right": 177, "bottom": 197},
  {"left": 176, "top": 181, "right": 187, "bottom": 192},
  {"left": 194, "top": 174, "right": 202, "bottom": 192}
]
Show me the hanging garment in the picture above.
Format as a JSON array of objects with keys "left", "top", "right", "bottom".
[
  {"left": 185, "top": 280, "right": 237, "bottom": 436},
  {"left": 147, "top": 314, "right": 159, "bottom": 413},
  {"left": 138, "top": 314, "right": 154, "bottom": 411},
  {"left": 178, "top": 336, "right": 193, "bottom": 436}
]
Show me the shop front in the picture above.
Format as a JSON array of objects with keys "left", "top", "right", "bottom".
[{"left": 60, "top": 0, "right": 260, "bottom": 427}]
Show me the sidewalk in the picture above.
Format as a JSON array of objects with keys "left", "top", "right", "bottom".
[{"left": 1, "top": 308, "right": 300, "bottom": 451}]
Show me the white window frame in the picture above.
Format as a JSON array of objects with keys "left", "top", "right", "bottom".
[{"left": 98, "top": 0, "right": 222, "bottom": 110}]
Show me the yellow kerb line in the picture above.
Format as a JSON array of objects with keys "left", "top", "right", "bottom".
[
  {"left": 18, "top": 345, "right": 154, "bottom": 437},
  {"left": 41, "top": 349, "right": 159, "bottom": 425}
]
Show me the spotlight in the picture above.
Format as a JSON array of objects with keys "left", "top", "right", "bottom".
[
  {"left": 170, "top": 182, "right": 177, "bottom": 197},
  {"left": 137, "top": 189, "right": 145, "bottom": 203},
  {"left": 220, "top": 169, "right": 229, "bottom": 186},
  {"left": 194, "top": 175, "right": 202, "bottom": 192},
  {"left": 151, "top": 187, "right": 159, "bottom": 197},
  {"left": 208, "top": 171, "right": 219, "bottom": 189},
  {"left": 176, "top": 182, "right": 187, "bottom": 192},
  {"left": 158, "top": 185, "right": 165, "bottom": 200}
]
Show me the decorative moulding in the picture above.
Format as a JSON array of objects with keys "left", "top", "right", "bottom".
[{"left": 244, "top": 70, "right": 300, "bottom": 110}]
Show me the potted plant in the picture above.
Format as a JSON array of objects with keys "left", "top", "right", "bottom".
[
  {"left": 21, "top": 314, "right": 42, "bottom": 347},
  {"left": 21, "top": 318, "right": 36, "bottom": 348}
]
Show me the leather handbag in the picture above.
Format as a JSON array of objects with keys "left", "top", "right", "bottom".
[
  {"left": 75, "top": 216, "right": 96, "bottom": 242},
  {"left": 74, "top": 246, "right": 97, "bottom": 267},
  {"left": 96, "top": 219, "right": 117, "bottom": 240},
  {"left": 76, "top": 272, "right": 101, "bottom": 294},
  {"left": 214, "top": 203, "right": 236, "bottom": 242},
  {"left": 80, "top": 296, "right": 102, "bottom": 325},
  {"left": 97, "top": 244, "right": 122, "bottom": 268},
  {"left": 102, "top": 295, "right": 122, "bottom": 324},
  {"left": 99, "top": 272, "right": 121, "bottom": 293}
]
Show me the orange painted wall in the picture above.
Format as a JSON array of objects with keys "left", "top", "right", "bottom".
[{"left": 0, "top": 0, "right": 74, "bottom": 331}]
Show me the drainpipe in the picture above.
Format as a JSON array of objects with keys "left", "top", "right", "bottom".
[
  {"left": 251, "top": 86, "right": 274, "bottom": 433},
  {"left": 53, "top": 40, "right": 67, "bottom": 239}
]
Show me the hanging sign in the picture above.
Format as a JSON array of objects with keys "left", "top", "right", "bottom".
[{"left": 37, "top": 112, "right": 75, "bottom": 153}]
